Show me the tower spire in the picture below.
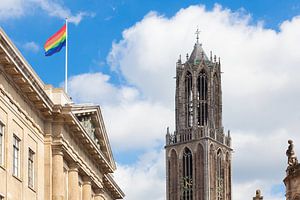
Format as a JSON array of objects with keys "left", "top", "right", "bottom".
[{"left": 195, "top": 28, "right": 200, "bottom": 44}]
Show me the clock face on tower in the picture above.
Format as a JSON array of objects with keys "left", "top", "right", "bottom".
[{"left": 182, "top": 176, "right": 193, "bottom": 191}]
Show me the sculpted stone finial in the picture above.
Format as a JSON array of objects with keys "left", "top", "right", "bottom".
[{"left": 286, "top": 139, "right": 298, "bottom": 167}]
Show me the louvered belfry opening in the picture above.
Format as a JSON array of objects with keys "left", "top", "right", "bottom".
[
  {"left": 213, "top": 74, "right": 220, "bottom": 129},
  {"left": 197, "top": 70, "right": 208, "bottom": 126},
  {"left": 185, "top": 71, "right": 193, "bottom": 127}
]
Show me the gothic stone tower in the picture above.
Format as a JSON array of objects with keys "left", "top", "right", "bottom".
[{"left": 165, "top": 37, "right": 232, "bottom": 200}]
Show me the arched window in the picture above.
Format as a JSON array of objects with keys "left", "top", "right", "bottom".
[
  {"left": 217, "top": 150, "right": 224, "bottom": 200},
  {"left": 185, "top": 71, "right": 193, "bottom": 127},
  {"left": 197, "top": 70, "right": 208, "bottom": 126},
  {"left": 213, "top": 74, "right": 220, "bottom": 128},
  {"left": 183, "top": 147, "right": 193, "bottom": 200}
]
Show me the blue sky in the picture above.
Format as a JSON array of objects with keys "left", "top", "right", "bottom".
[
  {"left": 2, "top": 1, "right": 300, "bottom": 199},
  {"left": 2, "top": 0, "right": 300, "bottom": 87}
]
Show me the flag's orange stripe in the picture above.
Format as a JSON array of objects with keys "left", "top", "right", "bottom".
[
  {"left": 44, "top": 33, "right": 66, "bottom": 51},
  {"left": 44, "top": 24, "right": 66, "bottom": 48}
]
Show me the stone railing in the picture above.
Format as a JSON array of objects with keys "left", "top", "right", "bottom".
[{"left": 166, "top": 126, "right": 231, "bottom": 147}]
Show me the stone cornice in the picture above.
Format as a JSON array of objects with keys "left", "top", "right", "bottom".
[
  {"left": 0, "top": 28, "right": 54, "bottom": 118},
  {"left": 103, "top": 174, "right": 125, "bottom": 199}
]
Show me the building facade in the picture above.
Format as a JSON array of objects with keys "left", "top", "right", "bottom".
[
  {"left": 0, "top": 28, "right": 124, "bottom": 200},
  {"left": 165, "top": 37, "right": 232, "bottom": 200}
]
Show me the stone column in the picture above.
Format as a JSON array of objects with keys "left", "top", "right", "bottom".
[
  {"left": 52, "top": 147, "right": 64, "bottom": 200},
  {"left": 94, "top": 189, "right": 105, "bottom": 200},
  {"left": 82, "top": 176, "right": 92, "bottom": 200},
  {"left": 68, "top": 163, "right": 79, "bottom": 200}
]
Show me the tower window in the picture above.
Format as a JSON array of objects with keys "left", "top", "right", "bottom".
[
  {"left": 217, "top": 150, "right": 224, "bottom": 200},
  {"left": 213, "top": 74, "right": 220, "bottom": 129},
  {"left": 182, "top": 147, "right": 193, "bottom": 200},
  {"left": 197, "top": 70, "right": 208, "bottom": 126},
  {"left": 185, "top": 71, "right": 193, "bottom": 127}
]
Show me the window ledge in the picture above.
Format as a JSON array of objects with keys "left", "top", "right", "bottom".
[
  {"left": 28, "top": 185, "right": 36, "bottom": 193},
  {"left": 12, "top": 174, "right": 22, "bottom": 183},
  {"left": 0, "top": 165, "right": 5, "bottom": 171}
]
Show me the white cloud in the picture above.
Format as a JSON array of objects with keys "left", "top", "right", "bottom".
[
  {"left": 115, "top": 150, "right": 166, "bottom": 200},
  {"left": 0, "top": 0, "right": 24, "bottom": 19},
  {"left": 23, "top": 41, "right": 39, "bottom": 53},
  {"left": 0, "top": 0, "right": 94, "bottom": 24},
  {"left": 68, "top": 72, "right": 174, "bottom": 151},
  {"left": 30, "top": 0, "right": 95, "bottom": 25},
  {"left": 68, "top": 4, "right": 300, "bottom": 200}
]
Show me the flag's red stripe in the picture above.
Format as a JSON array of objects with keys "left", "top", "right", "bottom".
[{"left": 44, "top": 24, "right": 66, "bottom": 48}]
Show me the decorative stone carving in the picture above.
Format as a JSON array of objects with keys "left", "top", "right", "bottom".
[
  {"left": 253, "top": 189, "right": 263, "bottom": 200},
  {"left": 80, "top": 116, "right": 95, "bottom": 137},
  {"left": 286, "top": 140, "right": 298, "bottom": 167},
  {"left": 78, "top": 116, "right": 101, "bottom": 149}
]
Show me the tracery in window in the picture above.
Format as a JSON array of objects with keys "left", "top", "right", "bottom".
[
  {"left": 213, "top": 74, "right": 220, "bottom": 128},
  {"left": 217, "top": 150, "right": 224, "bottom": 200},
  {"left": 197, "top": 70, "right": 208, "bottom": 126},
  {"left": 182, "top": 147, "right": 193, "bottom": 200},
  {"left": 185, "top": 71, "right": 193, "bottom": 127}
]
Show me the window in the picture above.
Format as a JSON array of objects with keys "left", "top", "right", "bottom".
[
  {"left": 213, "top": 74, "right": 220, "bottom": 128},
  {"left": 182, "top": 147, "right": 193, "bottom": 200},
  {"left": 0, "top": 123, "right": 4, "bottom": 166},
  {"left": 197, "top": 70, "right": 208, "bottom": 126},
  {"left": 217, "top": 150, "right": 224, "bottom": 200},
  {"left": 28, "top": 149, "right": 35, "bottom": 188},
  {"left": 185, "top": 71, "right": 193, "bottom": 127},
  {"left": 13, "top": 135, "right": 20, "bottom": 177}
]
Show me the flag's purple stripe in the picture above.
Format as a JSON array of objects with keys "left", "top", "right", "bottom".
[{"left": 45, "top": 40, "right": 66, "bottom": 56}]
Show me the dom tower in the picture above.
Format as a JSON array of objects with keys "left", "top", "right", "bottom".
[{"left": 165, "top": 33, "right": 232, "bottom": 200}]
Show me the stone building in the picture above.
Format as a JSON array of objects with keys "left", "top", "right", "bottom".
[
  {"left": 165, "top": 34, "right": 232, "bottom": 200},
  {"left": 284, "top": 140, "right": 300, "bottom": 200},
  {"left": 0, "top": 28, "right": 124, "bottom": 200}
]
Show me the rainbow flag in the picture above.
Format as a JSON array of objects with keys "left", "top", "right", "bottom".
[{"left": 44, "top": 24, "right": 66, "bottom": 56}]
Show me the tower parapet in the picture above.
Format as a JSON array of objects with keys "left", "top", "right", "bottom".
[{"left": 166, "top": 126, "right": 231, "bottom": 147}]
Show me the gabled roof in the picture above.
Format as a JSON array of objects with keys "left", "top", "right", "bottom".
[{"left": 71, "top": 104, "right": 116, "bottom": 170}]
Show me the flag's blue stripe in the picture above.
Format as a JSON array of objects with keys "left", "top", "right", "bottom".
[{"left": 45, "top": 40, "right": 66, "bottom": 56}]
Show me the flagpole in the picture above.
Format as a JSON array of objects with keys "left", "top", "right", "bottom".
[{"left": 65, "top": 18, "right": 68, "bottom": 94}]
